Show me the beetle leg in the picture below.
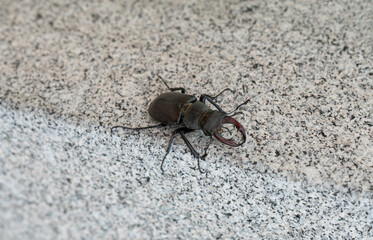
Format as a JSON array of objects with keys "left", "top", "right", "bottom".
[
  {"left": 169, "top": 87, "right": 186, "bottom": 93},
  {"left": 161, "top": 127, "right": 205, "bottom": 173},
  {"left": 199, "top": 88, "right": 235, "bottom": 107},
  {"left": 200, "top": 95, "right": 225, "bottom": 112},
  {"left": 201, "top": 136, "right": 213, "bottom": 160},
  {"left": 161, "top": 130, "right": 177, "bottom": 173},
  {"left": 179, "top": 130, "right": 206, "bottom": 173},
  {"left": 202, "top": 92, "right": 251, "bottom": 115},
  {"left": 111, "top": 123, "right": 166, "bottom": 134},
  {"left": 157, "top": 74, "right": 186, "bottom": 93}
]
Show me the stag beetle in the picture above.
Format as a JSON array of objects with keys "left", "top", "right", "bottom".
[{"left": 112, "top": 75, "right": 250, "bottom": 173}]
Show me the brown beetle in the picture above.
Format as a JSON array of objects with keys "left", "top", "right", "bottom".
[{"left": 112, "top": 75, "right": 249, "bottom": 173}]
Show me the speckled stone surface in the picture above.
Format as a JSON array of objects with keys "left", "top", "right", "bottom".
[{"left": 1, "top": 0, "right": 372, "bottom": 239}]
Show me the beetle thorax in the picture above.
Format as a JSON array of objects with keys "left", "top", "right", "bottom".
[{"left": 182, "top": 101, "right": 210, "bottom": 130}]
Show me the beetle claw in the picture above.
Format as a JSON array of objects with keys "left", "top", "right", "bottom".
[{"left": 214, "top": 116, "right": 246, "bottom": 147}]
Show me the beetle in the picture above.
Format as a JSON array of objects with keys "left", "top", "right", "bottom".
[{"left": 112, "top": 75, "right": 250, "bottom": 173}]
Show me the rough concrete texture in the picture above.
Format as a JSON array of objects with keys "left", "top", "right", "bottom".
[{"left": 1, "top": 0, "right": 372, "bottom": 239}]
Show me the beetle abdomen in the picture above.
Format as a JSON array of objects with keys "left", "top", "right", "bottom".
[{"left": 148, "top": 92, "right": 196, "bottom": 125}]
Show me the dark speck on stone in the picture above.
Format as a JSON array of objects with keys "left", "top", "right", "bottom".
[
  {"left": 36, "top": 13, "right": 43, "bottom": 20},
  {"left": 275, "top": 150, "right": 280, "bottom": 157}
]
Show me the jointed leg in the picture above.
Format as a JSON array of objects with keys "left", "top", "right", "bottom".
[
  {"left": 157, "top": 74, "right": 186, "bottom": 93},
  {"left": 201, "top": 89, "right": 251, "bottom": 115},
  {"left": 161, "top": 129, "right": 178, "bottom": 173},
  {"left": 200, "top": 95, "right": 225, "bottom": 112},
  {"left": 200, "top": 88, "right": 235, "bottom": 102},
  {"left": 111, "top": 123, "right": 166, "bottom": 134},
  {"left": 161, "top": 127, "right": 205, "bottom": 173},
  {"left": 199, "top": 88, "right": 236, "bottom": 112},
  {"left": 201, "top": 136, "right": 213, "bottom": 160},
  {"left": 179, "top": 130, "right": 205, "bottom": 173}
]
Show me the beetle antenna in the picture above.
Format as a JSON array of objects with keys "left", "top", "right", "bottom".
[
  {"left": 228, "top": 98, "right": 251, "bottom": 115},
  {"left": 211, "top": 88, "right": 235, "bottom": 100},
  {"left": 228, "top": 111, "right": 244, "bottom": 118},
  {"left": 221, "top": 126, "right": 233, "bottom": 136},
  {"left": 227, "top": 89, "right": 274, "bottom": 115},
  {"left": 111, "top": 123, "right": 166, "bottom": 134}
]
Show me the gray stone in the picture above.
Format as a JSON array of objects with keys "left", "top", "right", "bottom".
[{"left": 1, "top": 0, "right": 372, "bottom": 239}]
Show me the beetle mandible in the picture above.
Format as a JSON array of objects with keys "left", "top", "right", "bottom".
[{"left": 112, "top": 75, "right": 250, "bottom": 173}]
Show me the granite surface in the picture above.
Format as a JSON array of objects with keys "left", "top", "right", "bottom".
[{"left": 1, "top": 0, "right": 372, "bottom": 239}]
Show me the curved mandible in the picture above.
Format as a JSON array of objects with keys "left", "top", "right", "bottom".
[{"left": 213, "top": 116, "right": 246, "bottom": 147}]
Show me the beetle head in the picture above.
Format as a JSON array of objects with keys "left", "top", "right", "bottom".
[{"left": 200, "top": 111, "right": 246, "bottom": 147}]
